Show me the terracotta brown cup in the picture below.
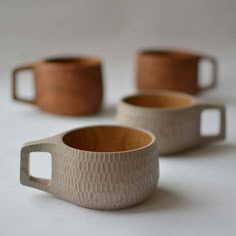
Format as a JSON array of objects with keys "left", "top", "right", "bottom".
[
  {"left": 12, "top": 57, "right": 103, "bottom": 115},
  {"left": 136, "top": 49, "right": 217, "bottom": 95},
  {"left": 117, "top": 91, "right": 226, "bottom": 155},
  {"left": 20, "top": 125, "right": 159, "bottom": 210}
]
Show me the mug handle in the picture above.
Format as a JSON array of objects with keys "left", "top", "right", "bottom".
[
  {"left": 197, "top": 102, "right": 226, "bottom": 144},
  {"left": 198, "top": 55, "right": 218, "bottom": 92},
  {"left": 20, "top": 141, "right": 55, "bottom": 192},
  {"left": 12, "top": 64, "right": 35, "bottom": 104}
]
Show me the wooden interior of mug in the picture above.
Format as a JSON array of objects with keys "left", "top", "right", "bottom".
[
  {"left": 63, "top": 126, "right": 154, "bottom": 152},
  {"left": 123, "top": 93, "right": 193, "bottom": 108},
  {"left": 140, "top": 49, "right": 197, "bottom": 59},
  {"left": 44, "top": 57, "right": 101, "bottom": 66}
]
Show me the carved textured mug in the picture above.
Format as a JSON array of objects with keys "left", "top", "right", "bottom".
[
  {"left": 20, "top": 125, "right": 159, "bottom": 210},
  {"left": 136, "top": 49, "right": 217, "bottom": 94},
  {"left": 117, "top": 91, "right": 226, "bottom": 155},
  {"left": 13, "top": 57, "right": 103, "bottom": 115}
]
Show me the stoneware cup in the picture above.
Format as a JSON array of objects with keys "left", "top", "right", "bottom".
[
  {"left": 20, "top": 125, "right": 159, "bottom": 210},
  {"left": 117, "top": 91, "right": 226, "bottom": 155},
  {"left": 12, "top": 57, "right": 103, "bottom": 115},
  {"left": 136, "top": 49, "right": 217, "bottom": 95}
]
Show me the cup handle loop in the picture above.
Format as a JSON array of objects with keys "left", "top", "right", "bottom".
[
  {"left": 198, "top": 55, "right": 218, "bottom": 92},
  {"left": 197, "top": 103, "right": 226, "bottom": 144},
  {"left": 20, "top": 142, "right": 55, "bottom": 192},
  {"left": 12, "top": 64, "right": 35, "bottom": 104}
]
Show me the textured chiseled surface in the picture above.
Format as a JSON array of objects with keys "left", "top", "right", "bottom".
[
  {"left": 20, "top": 127, "right": 159, "bottom": 210},
  {"left": 117, "top": 92, "right": 225, "bottom": 155}
]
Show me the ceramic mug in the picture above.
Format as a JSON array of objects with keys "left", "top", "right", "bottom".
[
  {"left": 13, "top": 57, "right": 103, "bottom": 115},
  {"left": 20, "top": 125, "right": 159, "bottom": 210},
  {"left": 136, "top": 49, "right": 217, "bottom": 95},
  {"left": 117, "top": 91, "right": 226, "bottom": 155}
]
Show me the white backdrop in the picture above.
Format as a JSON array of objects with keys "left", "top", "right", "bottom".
[
  {"left": 1, "top": 0, "right": 236, "bottom": 100},
  {"left": 1, "top": 1, "right": 236, "bottom": 236}
]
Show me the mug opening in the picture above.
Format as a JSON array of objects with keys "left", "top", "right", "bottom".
[
  {"left": 123, "top": 93, "right": 193, "bottom": 109},
  {"left": 140, "top": 49, "right": 197, "bottom": 59},
  {"left": 44, "top": 57, "right": 100, "bottom": 67},
  {"left": 63, "top": 126, "right": 154, "bottom": 152}
]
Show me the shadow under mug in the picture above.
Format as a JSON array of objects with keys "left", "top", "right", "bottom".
[
  {"left": 20, "top": 125, "right": 159, "bottom": 210},
  {"left": 12, "top": 57, "right": 103, "bottom": 116},
  {"left": 136, "top": 49, "right": 217, "bottom": 95},
  {"left": 117, "top": 91, "right": 226, "bottom": 155}
]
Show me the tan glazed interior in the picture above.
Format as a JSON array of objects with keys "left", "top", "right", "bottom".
[
  {"left": 124, "top": 93, "right": 193, "bottom": 108},
  {"left": 63, "top": 126, "right": 153, "bottom": 152}
]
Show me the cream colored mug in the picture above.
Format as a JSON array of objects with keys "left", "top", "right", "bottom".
[
  {"left": 20, "top": 125, "right": 159, "bottom": 210},
  {"left": 117, "top": 91, "right": 226, "bottom": 155}
]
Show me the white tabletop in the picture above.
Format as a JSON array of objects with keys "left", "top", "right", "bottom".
[{"left": 1, "top": 75, "right": 236, "bottom": 236}]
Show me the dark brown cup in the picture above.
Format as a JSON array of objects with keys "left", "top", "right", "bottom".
[
  {"left": 12, "top": 57, "right": 103, "bottom": 116},
  {"left": 136, "top": 49, "right": 218, "bottom": 95}
]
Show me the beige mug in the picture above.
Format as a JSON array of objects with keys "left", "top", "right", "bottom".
[
  {"left": 20, "top": 125, "right": 159, "bottom": 210},
  {"left": 117, "top": 91, "right": 226, "bottom": 155}
]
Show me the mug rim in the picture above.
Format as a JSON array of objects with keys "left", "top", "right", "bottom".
[
  {"left": 61, "top": 125, "right": 156, "bottom": 154},
  {"left": 138, "top": 49, "right": 199, "bottom": 60},
  {"left": 37, "top": 56, "right": 101, "bottom": 68},
  {"left": 120, "top": 90, "right": 197, "bottom": 111}
]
